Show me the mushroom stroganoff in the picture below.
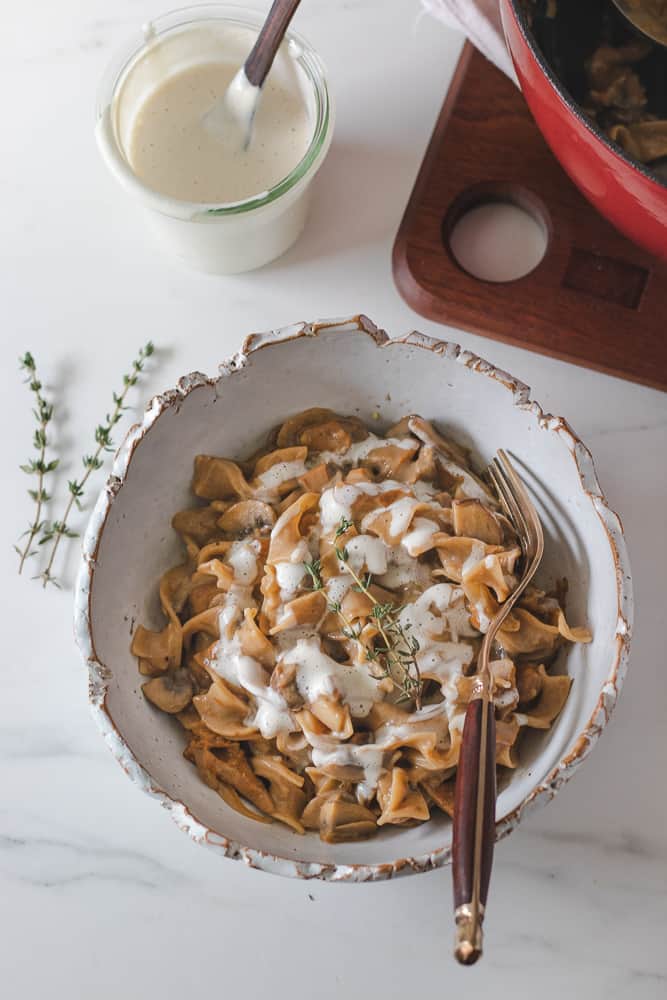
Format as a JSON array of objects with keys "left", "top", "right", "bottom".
[{"left": 132, "top": 410, "right": 591, "bottom": 843}]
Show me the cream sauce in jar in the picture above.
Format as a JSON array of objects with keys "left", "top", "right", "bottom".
[{"left": 128, "top": 57, "right": 313, "bottom": 204}]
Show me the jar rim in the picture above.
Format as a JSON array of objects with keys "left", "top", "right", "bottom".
[{"left": 95, "top": 3, "right": 333, "bottom": 216}]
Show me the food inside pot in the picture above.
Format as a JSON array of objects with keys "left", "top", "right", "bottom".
[
  {"left": 617, "top": 1, "right": 667, "bottom": 45},
  {"left": 523, "top": 0, "right": 667, "bottom": 172}
]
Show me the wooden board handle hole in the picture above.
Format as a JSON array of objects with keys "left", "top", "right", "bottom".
[{"left": 443, "top": 183, "right": 551, "bottom": 284}]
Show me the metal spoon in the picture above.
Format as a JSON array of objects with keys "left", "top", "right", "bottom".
[
  {"left": 204, "top": 0, "right": 303, "bottom": 149},
  {"left": 610, "top": 0, "right": 667, "bottom": 47}
]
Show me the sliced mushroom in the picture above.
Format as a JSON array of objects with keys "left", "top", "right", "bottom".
[
  {"left": 270, "top": 660, "right": 305, "bottom": 709},
  {"left": 192, "top": 455, "right": 252, "bottom": 500},
  {"left": 276, "top": 408, "right": 340, "bottom": 447},
  {"left": 452, "top": 498, "right": 503, "bottom": 545},
  {"left": 218, "top": 499, "right": 276, "bottom": 537},
  {"left": 131, "top": 621, "right": 182, "bottom": 674},
  {"left": 407, "top": 416, "right": 494, "bottom": 502},
  {"left": 171, "top": 505, "right": 221, "bottom": 546},
  {"left": 609, "top": 120, "right": 667, "bottom": 163},
  {"left": 276, "top": 408, "right": 367, "bottom": 447},
  {"left": 142, "top": 669, "right": 193, "bottom": 714},
  {"left": 361, "top": 441, "right": 419, "bottom": 479},
  {"left": 399, "top": 444, "right": 438, "bottom": 485},
  {"left": 407, "top": 415, "right": 471, "bottom": 467},
  {"left": 300, "top": 421, "right": 352, "bottom": 454}
]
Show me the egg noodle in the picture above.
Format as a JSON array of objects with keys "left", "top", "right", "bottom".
[{"left": 132, "top": 410, "right": 591, "bottom": 843}]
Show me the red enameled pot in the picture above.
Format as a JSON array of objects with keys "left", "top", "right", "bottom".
[{"left": 500, "top": 0, "right": 667, "bottom": 259}]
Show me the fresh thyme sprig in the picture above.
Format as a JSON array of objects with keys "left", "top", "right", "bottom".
[
  {"left": 38, "top": 341, "right": 154, "bottom": 588},
  {"left": 304, "top": 517, "right": 423, "bottom": 707},
  {"left": 15, "top": 353, "right": 59, "bottom": 574}
]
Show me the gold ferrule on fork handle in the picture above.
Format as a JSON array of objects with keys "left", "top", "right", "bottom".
[
  {"left": 470, "top": 675, "right": 491, "bottom": 700},
  {"left": 454, "top": 902, "right": 485, "bottom": 965}
]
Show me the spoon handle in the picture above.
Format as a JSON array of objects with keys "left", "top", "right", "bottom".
[
  {"left": 452, "top": 695, "right": 496, "bottom": 965},
  {"left": 244, "top": 0, "right": 304, "bottom": 88}
]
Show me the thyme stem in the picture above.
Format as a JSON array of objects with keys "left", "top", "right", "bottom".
[
  {"left": 39, "top": 342, "right": 154, "bottom": 587},
  {"left": 304, "top": 518, "right": 424, "bottom": 708},
  {"left": 337, "top": 553, "right": 423, "bottom": 708},
  {"left": 16, "top": 353, "right": 58, "bottom": 574}
]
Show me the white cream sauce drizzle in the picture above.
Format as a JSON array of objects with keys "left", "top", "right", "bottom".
[
  {"left": 213, "top": 551, "right": 292, "bottom": 739},
  {"left": 210, "top": 427, "right": 503, "bottom": 766},
  {"left": 462, "top": 540, "right": 487, "bottom": 576},
  {"left": 319, "top": 480, "right": 409, "bottom": 533},
  {"left": 377, "top": 545, "right": 431, "bottom": 590},
  {"left": 325, "top": 574, "right": 352, "bottom": 606},
  {"left": 255, "top": 459, "right": 307, "bottom": 499},
  {"left": 315, "top": 433, "right": 416, "bottom": 468},
  {"left": 397, "top": 584, "right": 477, "bottom": 699},
  {"left": 280, "top": 636, "right": 382, "bottom": 717},
  {"left": 402, "top": 517, "right": 440, "bottom": 556},
  {"left": 310, "top": 742, "right": 388, "bottom": 802},
  {"left": 275, "top": 560, "right": 306, "bottom": 599},
  {"left": 344, "top": 534, "right": 388, "bottom": 575},
  {"left": 440, "top": 458, "right": 491, "bottom": 502},
  {"left": 226, "top": 539, "right": 260, "bottom": 584}
]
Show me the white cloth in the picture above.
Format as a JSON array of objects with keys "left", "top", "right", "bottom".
[{"left": 421, "top": 0, "right": 518, "bottom": 83}]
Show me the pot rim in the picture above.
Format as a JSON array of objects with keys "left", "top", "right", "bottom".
[
  {"left": 505, "top": 0, "right": 667, "bottom": 194},
  {"left": 73, "top": 315, "right": 633, "bottom": 882}
]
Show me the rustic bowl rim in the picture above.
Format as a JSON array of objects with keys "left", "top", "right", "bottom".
[{"left": 73, "top": 316, "right": 633, "bottom": 882}]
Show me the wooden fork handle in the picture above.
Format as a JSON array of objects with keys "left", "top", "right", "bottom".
[
  {"left": 244, "top": 0, "right": 303, "bottom": 88},
  {"left": 452, "top": 696, "right": 497, "bottom": 965}
]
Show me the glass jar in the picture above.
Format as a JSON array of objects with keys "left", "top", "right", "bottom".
[{"left": 95, "top": 4, "right": 334, "bottom": 273}]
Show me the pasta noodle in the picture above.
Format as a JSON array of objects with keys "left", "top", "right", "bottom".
[{"left": 132, "top": 410, "right": 591, "bottom": 843}]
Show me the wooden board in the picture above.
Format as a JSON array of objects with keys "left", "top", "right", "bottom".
[{"left": 393, "top": 43, "right": 667, "bottom": 392}]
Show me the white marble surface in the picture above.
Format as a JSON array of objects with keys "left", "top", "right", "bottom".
[{"left": 2, "top": 0, "right": 666, "bottom": 996}]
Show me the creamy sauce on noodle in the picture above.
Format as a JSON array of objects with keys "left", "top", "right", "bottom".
[
  {"left": 133, "top": 410, "right": 590, "bottom": 840},
  {"left": 282, "top": 636, "right": 382, "bottom": 717},
  {"left": 256, "top": 459, "right": 307, "bottom": 497},
  {"left": 210, "top": 420, "right": 513, "bottom": 791}
]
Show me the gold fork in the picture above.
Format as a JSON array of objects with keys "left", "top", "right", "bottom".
[{"left": 452, "top": 450, "right": 544, "bottom": 965}]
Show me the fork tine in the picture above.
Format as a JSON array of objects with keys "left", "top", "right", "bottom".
[
  {"left": 486, "top": 464, "right": 513, "bottom": 521},
  {"left": 491, "top": 459, "right": 529, "bottom": 548},
  {"left": 496, "top": 451, "right": 544, "bottom": 563},
  {"left": 488, "top": 462, "right": 521, "bottom": 543}
]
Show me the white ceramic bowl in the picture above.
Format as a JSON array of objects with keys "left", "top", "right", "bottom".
[
  {"left": 95, "top": 5, "right": 334, "bottom": 274},
  {"left": 74, "top": 317, "right": 632, "bottom": 881}
]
